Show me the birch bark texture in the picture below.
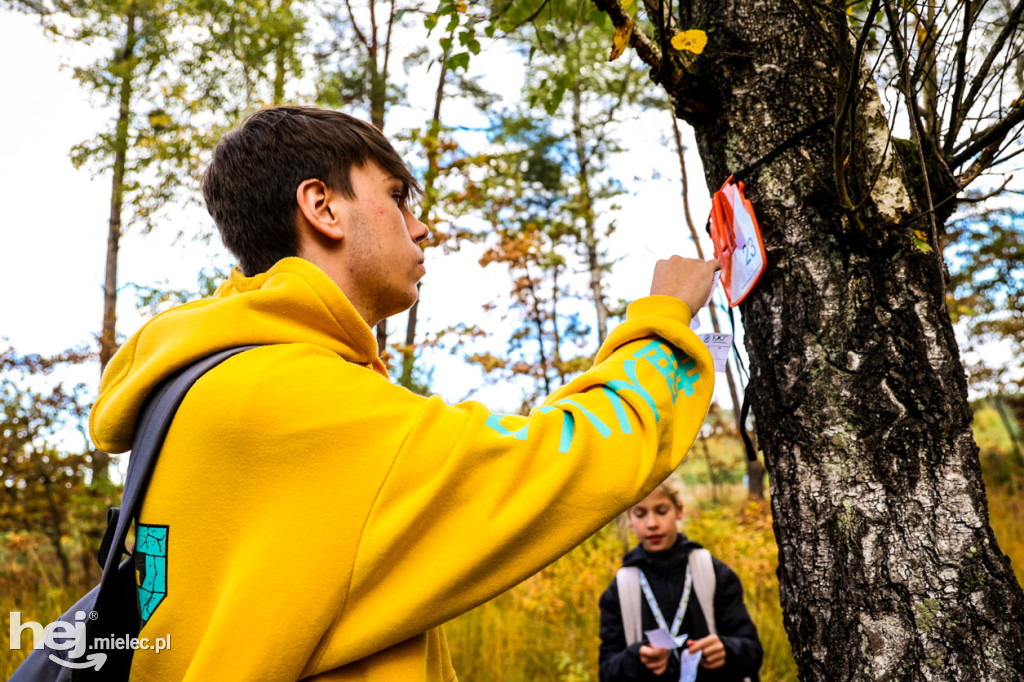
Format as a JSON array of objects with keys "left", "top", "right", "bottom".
[{"left": 588, "top": 0, "right": 1024, "bottom": 678}]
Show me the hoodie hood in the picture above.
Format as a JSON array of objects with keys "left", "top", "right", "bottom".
[{"left": 90, "top": 257, "right": 386, "bottom": 453}]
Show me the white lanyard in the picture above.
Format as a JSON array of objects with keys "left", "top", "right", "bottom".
[{"left": 638, "top": 566, "right": 692, "bottom": 637}]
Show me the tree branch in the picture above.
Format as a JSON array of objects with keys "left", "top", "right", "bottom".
[
  {"left": 956, "top": 0, "right": 1024, "bottom": 139},
  {"left": 589, "top": 0, "right": 662, "bottom": 72},
  {"left": 343, "top": 0, "right": 370, "bottom": 50},
  {"left": 944, "top": 0, "right": 975, "bottom": 156},
  {"left": 951, "top": 98, "right": 1024, "bottom": 172},
  {"left": 884, "top": 0, "right": 946, "bottom": 304}
]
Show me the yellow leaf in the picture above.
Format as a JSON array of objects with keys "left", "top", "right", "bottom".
[
  {"left": 670, "top": 29, "right": 707, "bottom": 55},
  {"left": 455, "top": 0, "right": 467, "bottom": 11},
  {"left": 622, "top": 0, "right": 635, "bottom": 8},
  {"left": 609, "top": 19, "right": 634, "bottom": 61},
  {"left": 911, "top": 229, "right": 933, "bottom": 252}
]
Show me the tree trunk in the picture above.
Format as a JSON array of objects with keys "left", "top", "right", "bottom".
[
  {"left": 592, "top": 0, "right": 1024, "bottom": 676},
  {"left": 366, "top": 0, "right": 391, "bottom": 357},
  {"left": 993, "top": 396, "right": 1024, "bottom": 472},
  {"left": 398, "top": 50, "right": 449, "bottom": 390},
  {"left": 96, "top": 11, "right": 138, "bottom": 484},
  {"left": 572, "top": 80, "right": 609, "bottom": 344}
]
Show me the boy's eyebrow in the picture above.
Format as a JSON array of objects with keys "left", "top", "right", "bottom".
[{"left": 381, "top": 173, "right": 410, "bottom": 194}]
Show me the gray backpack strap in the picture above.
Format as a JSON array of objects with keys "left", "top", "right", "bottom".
[
  {"left": 688, "top": 548, "right": 717, "bottom": 634},
  {"left": 616, "top": 567, "right": 643, "bottom": 647}
]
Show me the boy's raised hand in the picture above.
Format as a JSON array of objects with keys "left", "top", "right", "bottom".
[{"left": 650, "top": 256, "right": 721, "bottom": 317}]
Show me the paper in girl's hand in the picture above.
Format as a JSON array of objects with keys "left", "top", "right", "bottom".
[
  {"left": 644, "top": 628, "right": 680, "bottom": 650},
  {"left": 678, "top": 649, "right": 702, "bottom": 682}
]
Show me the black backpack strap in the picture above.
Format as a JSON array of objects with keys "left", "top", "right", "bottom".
[{"left": 97, "top": 345, "right": 259, "bottom": 575}]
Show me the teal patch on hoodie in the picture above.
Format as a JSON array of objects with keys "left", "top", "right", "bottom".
[{"left": 135, "top": 524, "right": 169, "bottom": 625}]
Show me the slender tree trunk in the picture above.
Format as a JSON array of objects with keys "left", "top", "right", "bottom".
[
  {"left": 572, "top": 81, "right": 609, "bottom": 344},
  {"left": 273, "top": 42, "right": 286, "bottom": 104},
  {"left": 993, "top": 396, "right": 1024, "bottom": 471},
  {"left": 371, "top": 34, "right": 387, "bottom": 354},
  {"left": 669, "top": 112, "right": 766, "bottom": 498},
  {"left": 96, "top": 11, "right": 138, "bottom": 483},
  {"left": 398, "top": 48, "right": 450, "bottom": 390},
  {"left": 592, "top": 0, "right": 1024, "bottom": 676},
  {"left": 40, "top": 473, "right": 71, "bottom": 586},
  {"left": 365, "top": 0, "right": 391, "bottom": 356}
]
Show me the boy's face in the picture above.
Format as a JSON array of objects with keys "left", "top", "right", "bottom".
[
  {"left": 333, "top": 161, "right": 428, "bottom": 324},
  {"left": 627, "top": 491, "right": 683, "bottom": 553}
]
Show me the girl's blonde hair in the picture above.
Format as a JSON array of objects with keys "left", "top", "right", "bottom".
[{"left": 650, "top": 477, "right": 684, "bottom": 509}]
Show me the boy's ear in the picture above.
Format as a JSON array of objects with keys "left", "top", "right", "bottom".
[{"left": 296, "top": 179, "right": 346, "bottom": 241}]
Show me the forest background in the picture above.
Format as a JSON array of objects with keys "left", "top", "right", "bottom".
[{"left": 1, "top": 0, "right": 1022, "bottom": 679}]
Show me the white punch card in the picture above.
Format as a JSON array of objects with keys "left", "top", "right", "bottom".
[{"left": 698, "top": 332, "right": 732, "bottom": 373}]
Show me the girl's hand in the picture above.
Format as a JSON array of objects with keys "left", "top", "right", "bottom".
[
  {"left": 639, "top": 644, "right": 670, "bottom": 675},
  {"left": 688, "top": 634, "right": 726, "bottom": 669}
]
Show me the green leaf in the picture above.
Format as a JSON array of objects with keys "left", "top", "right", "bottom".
[
  {"left": 424, "top": 14, "right": 437, "bottom": 30},
  {"left": 468, "top": 39, "right": 481, "bottom": 54},
  {"left": 440, "top": 37, "right": 453, "bottom": 52},
  {"left": 394, "top": 9, "right": 407, "bottom": 22},
  {"left": 544, "top": 83, "right": 568, "bottom": 115},
  {"left": 448, "top": 51, "right": 471, "bottom": 71}
]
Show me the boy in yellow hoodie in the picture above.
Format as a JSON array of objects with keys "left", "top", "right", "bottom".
[{"left": 90, "top": 105, "right": 720, "bottom": 681}]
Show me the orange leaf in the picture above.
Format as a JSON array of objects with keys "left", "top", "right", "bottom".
[{"left": 609, "top": 19, "right": 634, "bottom": 62}]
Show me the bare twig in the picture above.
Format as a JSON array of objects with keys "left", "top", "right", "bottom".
[
  {"left": 884, "top": 0, "right": 946, "bottom": 305},
  {"left": 944, "top": 0, "right": 975, "bottom": 156},
  {"left": 835, "top": 0, "right": 882, "bottom": 209},
  {"left": 590, "top": 0, "right": 662, "bottom": 71},
  {"left": 956, "top": 0, "right": 1024, "bottom": 140},
  {"left": 343, "top": 0, "right": 370, "bottom": 49},
  {"left": 951, "top": 98, "right": 1024, "bottom": 171}
]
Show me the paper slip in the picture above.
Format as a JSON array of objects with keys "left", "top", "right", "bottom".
[
  {"left": 698, "top": 332, "right": 732, "bottom": 373},
  {"left": 678, "top": 648, "right": 703, "bottom": 682},
  {"left": 690, "top": 271, "right": 722, "bottom": 331},
  {"left": 644, "top": 629, "right": 687, "bottom": 650}
]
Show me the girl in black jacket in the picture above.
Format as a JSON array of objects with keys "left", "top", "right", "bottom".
[{"left": 598, "top": 480, "right": 763, "bottom": 681}]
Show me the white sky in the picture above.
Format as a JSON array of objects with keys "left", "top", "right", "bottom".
[
  {"left": 1, "top": 6, "right": 1017, "bottom": 464},
  {"left": 0, "top": 11, "right": 766, "bottom": 416}
]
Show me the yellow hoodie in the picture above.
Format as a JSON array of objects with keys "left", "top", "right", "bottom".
[{"left": 90, "top": 257, "right": 714, "bottom": 681}]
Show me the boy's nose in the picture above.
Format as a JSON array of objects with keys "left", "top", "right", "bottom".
[{"left": 407, "top": 209, "right": 429, "bottom": 243}]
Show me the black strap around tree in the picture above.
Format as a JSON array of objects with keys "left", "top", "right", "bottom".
[
  {"left": 732, "top": 115, "right": 832, "bottom": 183},
  {"left": 740, "top": 390, "right": 757, "bottom": 463},
  {"left": 702, "top": 116, "right": 831, "bottom": 463}
]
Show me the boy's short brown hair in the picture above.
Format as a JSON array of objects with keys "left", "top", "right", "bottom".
[{"left": 202, "top": 106, "right": 421, "bottom": 276}]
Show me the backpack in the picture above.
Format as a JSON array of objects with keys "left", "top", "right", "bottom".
[
  {"left": 616, "top": 547, "right": 717, "bottom": 648},
  {"left": 11, "top": 346, "right": 257, "bottom": 682}
]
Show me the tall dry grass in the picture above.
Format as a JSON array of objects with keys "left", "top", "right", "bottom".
[
  {"left": 447, "top": 472, "right": 1024, "bottom": 682},
  {"left": 3, "top": 439, "right": 1022, "bottom": 679},
  {"left": 446, "top": 487, "right": 797, "bottom": 681}
]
